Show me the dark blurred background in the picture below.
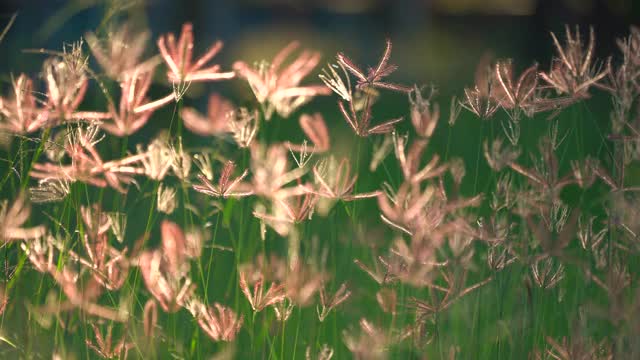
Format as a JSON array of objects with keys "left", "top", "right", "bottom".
[{"left": 0, "top": 0, "right": 637, "bottom": 93}]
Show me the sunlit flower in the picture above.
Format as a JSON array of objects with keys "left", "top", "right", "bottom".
[
  {"left": 85, "top": 22, "right": 151, "bottom": 79},
  {"left": 233, "top": 41, "right": 331, "bottom": 119},
  {"left": 181, "top": 93, "right": 233, "bottom": 136},
  {"left": 157, "top": 22, "right": 235, "bottom": 83},
  {"left": 193, "top": 160, "right": 253, "bottom": 198},
  {"left": 0, "top": 194, "right": 46, "bottom": 244},
  {"left": 0, "top": 74, "right": 48, "bottom": 133}
]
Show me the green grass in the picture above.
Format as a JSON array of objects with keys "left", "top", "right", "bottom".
[{"left": 1, "top": 7, "right": 639, "bottom": 360}]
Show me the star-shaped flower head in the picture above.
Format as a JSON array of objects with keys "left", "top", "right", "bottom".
[
  {"left": 157, "top": 22, "right": 235, "bottom": 83},
  {"left": 233, "top": 41, "right": 331, "bottom": 119}
]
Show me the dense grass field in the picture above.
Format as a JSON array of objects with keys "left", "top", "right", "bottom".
[{"left": 0, "top": 4, "right": 639, "bottom": 359}]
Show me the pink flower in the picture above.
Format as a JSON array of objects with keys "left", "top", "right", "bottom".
[{"left": 157, "top": 22, "right": 235, "bottom": 83}]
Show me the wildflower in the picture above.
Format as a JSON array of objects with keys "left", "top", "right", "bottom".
[
  {"left": 530, "top": 257, "right": 565, "bottom": 290},
  {"left": 137, "top": 221, "right": 195, "bottom": 312},
  {"left": 157, "top": 184, "right": 177, "bottom": 214},
  {"left": 31, "top": 124, "right": 136, "bottom": 192},
  {"left": 377, "top": 183, "right": 436, "bottom": 235},
  {"left": 540, "top": 25, "right": 609, "bottom": 96},
  {"left": 0, "top": 74, "right": 48, "bottom": 133},
  {"left": 29, "top": 178, "right": 71, "bottom": 203},
  {"left": 273, "top": 297, "right": 295, "bottom": 322},
  {"left": 233, "top": 41, "right": 331, "bottom": 119},
  {"left": 493, "top": 60, "right": 539, "bottom": 115},
  {"left": 319, "top": 62, "right": 352, "bottom": 101},
  {"left": 337, "top": 39, "right": 411, "bottom": 93},
  {"left": 369, "top": 134, "right": 394, "bottom": 171},
  {"left": 238, "top": 271, "right": 285, "bottom": 312},
  {"left": 461, "top": 56, "right": 500, "bottom": 119},
  {"left": 227, "top": 107, "right": 259, "bottom": 148},
  {"left": 21, "top": 234, "right": 55, "bottom": 273},
  {"left": 317, "top": 283, "right": 351, "bottom": 321},
  {"left": 169, "top": 139, "right": 192, "bottom": 180},
  {"left": 42, "top": 48, "right": 88, "bottom": 122},
  {"left": 86, "top": 323, "right": 133, "bottom": 359},
  {"left": 411, "top": 269, "right": 493, "bottom": 317},
  {"left": 289, "top": 140, "right": 314, "bottom": 168},
  {"left": 408, "top": 86, "right": 440, "bottom": 138},
  {"left": 306, "top": 344, "right": 334, "bottom": 360},
  {"left": 157, "top": 22, "right": 235, "bottom": 83},
  {"left": 483, "top": 138, "right": 520, "bottom": 171},
  {"left": 343, "top": 319, "right": 390, "bottom": 360},
  {"left": 85, "top": 23, "right": 151, "bottom": 79},
  {"left": 338, "top": 93, "right": 402, "bottom": 137},
  {"left": 250, "top": 143, "right": 307, "bottom": 198},
  {"left": 0, "top": 194, "right": 46, "bottom": 244},
  {"left": 92, "top": 68, "right": 175, "bottom": 136},
  {"left": 393, "top": 133, "right": 448, "bottom": 184},
  {"left": 136, "top": 137, "right": 174, "bottom": 180},
  {"left": 193, "top": 160, "right": 253, "bottom": 198},
  {"left": 187, "top": 299, "right": 244, "bottom": 342},
  {"left": 107, "top": 212, "right": 127, "bottom": 244},
  {"left": 308, "top": 157, "right": 380, "bottom": 214},
  {"left": 577, "top": 215, "right": 606, "bottom": 251},
  {"left": 75, "top": 205, "right": 130, "bottom": 291},
  {"left": 181, "top": 93, "right": 233, "bottom": 136},
  {"left": 543, "top": 335, "right": 612, "bottom": 360},
  {"left": 254, "top": 192, "right": 317, "bottom": 236},
  {"left": 285, "top": 113, "right": 331, "bottom": 153},
  {"left": 461, "top": 85, "right": 499, "bottom": 119},
  {"left": 282, "top": 261, "right": 326, "bottom": 307}
]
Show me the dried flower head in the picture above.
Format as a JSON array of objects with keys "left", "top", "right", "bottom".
[
  {"left": 530, "top": 257, "right": 565, "bottom": 290},
  {"left": 187, "top": 298, "right": 244, "bottom": 342},
  {"left": 250, "top": 143, "right": 307, "bottom": 198},
  {"left": 193, "top": 160, "right": 253, "bottom": 198},
  {"left": 86, "top": 323, "right": 133, "bottom": 359},
  {"left": 0, "top": 194, "right": 46, "bottom": 244},
  {"left": 409, "top": 86, "right": 440, "bottom": 138},
  {"left": 233, "top": 41, "right": 331, "bottom": 119},
  {"left": 337, "top": 39, "right": 410, "bottom": 93},
  {"left": 85, "top": 22, "right": 151, "bottom": 79},
  {"left": 493, "top": 60, "right": 539, "bottom": 115},
  {"left": 238, "top": 270, "right": 285, "bottom": 312},
  {"left": 157, "top": 184, "right": 177, "bottom": 214},
  {"left": 338, "top": 93, "right": 402, "bottom": 137},
  {"left": 227, "top": 107, "right": 259, "bottom": 148},
  {"left": 343, "top": 319, "right": 390, "bottom": 360},
  {"left": 43, "top": 50, "right": 88, "bottom": 122},
  {"left": 285, "top": 113, "right": 331, "bottom": 153},
  {"left": 31, "top": 124, "right": 136, "bottom": 192},
  {"left": 308, "top": 157, "right": 380, "bottom": 214},
  {"left": 29, "top": 178, "right": 71, "bottom": 203},
  {"left": 317, "top": 283, "right": 351, "bottom": 321},
  {"left": 157, "top": 22, "right": 234, "bottom": 83},
  {"left": 181, "top": 93, "right": 233, "bottom": 136},
  {"left": 137, "top": 221, "right": 194, "bottom": 312},
  {"left": 94, "top": 68, "right": 175, "bottom": 136},
  {"left": 319, "top": 62, "right": 352, "bottom": 102},
  {"left": 0, "top": 74, "right": 48, "bottom": 133},
  {"left": 540, "top": 25, "right": 608, "bottom": 96},
  {"left": 254, "top": 192, "right": 318, "bottom": 236}
]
